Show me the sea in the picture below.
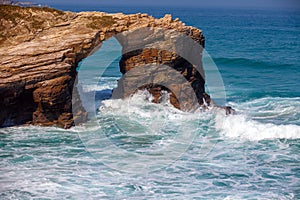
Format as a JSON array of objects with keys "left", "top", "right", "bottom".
[{"left": 0, "top": 5, "right": 299, "bottom": 200}]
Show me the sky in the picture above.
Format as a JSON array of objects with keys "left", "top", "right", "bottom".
[{"left": 30, "top": 0, "right": 300, "bottom": 9}]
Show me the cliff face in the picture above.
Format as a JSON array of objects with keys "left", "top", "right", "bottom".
[{"left": 0, "top": 5, "right": 209, "bottom": 128}]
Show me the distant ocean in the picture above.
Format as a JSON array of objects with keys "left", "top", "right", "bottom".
[{"left": 0, "top": 6, "right": 299, "bottom": 199}]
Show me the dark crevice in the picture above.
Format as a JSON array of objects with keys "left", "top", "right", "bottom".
[{"left": 0, "top": 88, "right": 38, "bottom": 127}]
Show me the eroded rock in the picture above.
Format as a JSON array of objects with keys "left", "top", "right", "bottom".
[{"left": 0, "top": 5, "right": 220, "bottom": 128}]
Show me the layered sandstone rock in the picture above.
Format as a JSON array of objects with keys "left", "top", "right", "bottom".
[
  {"left": 0, "top": 5, "right": 217, "bottom": 128},
  {"left": 113, "top": 26, "right": 208, "bottom": 111}
]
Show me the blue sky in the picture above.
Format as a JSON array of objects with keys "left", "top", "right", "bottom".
[{"left": 31, "top": 0, "right": 300, "bottom": 9}]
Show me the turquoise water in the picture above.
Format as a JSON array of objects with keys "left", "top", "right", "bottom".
[{"left": 1, "top": 7, "right": 300, "bottom": 199}]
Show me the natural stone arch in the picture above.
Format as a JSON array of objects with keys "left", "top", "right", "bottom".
[{"left": 0, "top": 7, "right": 208, "bottom": 128}]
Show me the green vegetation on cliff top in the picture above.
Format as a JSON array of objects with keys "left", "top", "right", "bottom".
[
  {"left": 86, "top": 15, "right": 116, "bottom": 29},
  {"left": 0, "top": 5, "right": 65, "bottom": 44},
  {"left": 0, "top": 5, "right": 116, "bottom": 45}
]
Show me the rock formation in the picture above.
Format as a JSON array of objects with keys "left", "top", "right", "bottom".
[
  {"left": 112, "top": 26, "right": 207, "bottom": 111},
  {"left": 0, "top": 5, "right": 225, "bottom": 129}
]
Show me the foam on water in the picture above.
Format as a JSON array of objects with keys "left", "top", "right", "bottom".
[
  {"left": 82, "top": 84, "right": 113, "bottom": 92},
  {"left": 82, "top": 77, "right": 119, "bottom": 92},
  {"left": 214, "top": 97, "right": 300, "bottom": 141},
  {"left": 1, "top": 93, "right": 299, "bottom": 199},
  {"left": 98, "top": 91, "right": 300, "bottom": 142},
  {"left": 228, "top": 97, "right": 300, "bottom": 125},
  {"left": 97, "top": 90, "right": 210, "bottom": 154},
  {"left": 215, "top": 113, "right": 300, "bottom": 141}
]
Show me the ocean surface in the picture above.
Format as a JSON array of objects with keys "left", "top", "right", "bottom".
[{"left": 1, "top": 6, "right": 300, "bottom": 199}]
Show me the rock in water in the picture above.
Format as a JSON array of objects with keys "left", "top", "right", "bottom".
[{"left": 0, "top": 5, "right": 228, "bottom": 129}]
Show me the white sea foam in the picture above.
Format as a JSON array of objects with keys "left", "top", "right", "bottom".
[
  {"left": 82, "top": 84, "right": 113, "bottom": 92},
  {"left": 100, "top": 92, "right": 300, "bottom": 141},
  {"left": 215, "top": 113, "right": 300, "bottom": 141},
  {"left": 80, "top": 77, "right": 119, "bottom": 92},
  {"left": 98, "top": 90, "right": 201, "bottom": 137},
  {"left": 99, "top": 90, "right": 210, "bottom": 125},
  {"left": 98, "top": 91, "right": 300, "bottom": 141},
  {"left": 1, "top": 95, "right": 299, "bottom": 198},
  {"left": 215, "top": 97, "right": 300, "bottom": 141},
  {"left": 228, "top": 97, "right": 300, "bottom": 123},
  {"left": 91, "top": 90, "right": 212, "bottom": 173}
]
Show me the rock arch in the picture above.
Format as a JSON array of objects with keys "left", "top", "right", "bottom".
[{"left": 0, "top": 7, "right": 209, "bottom": 128}]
